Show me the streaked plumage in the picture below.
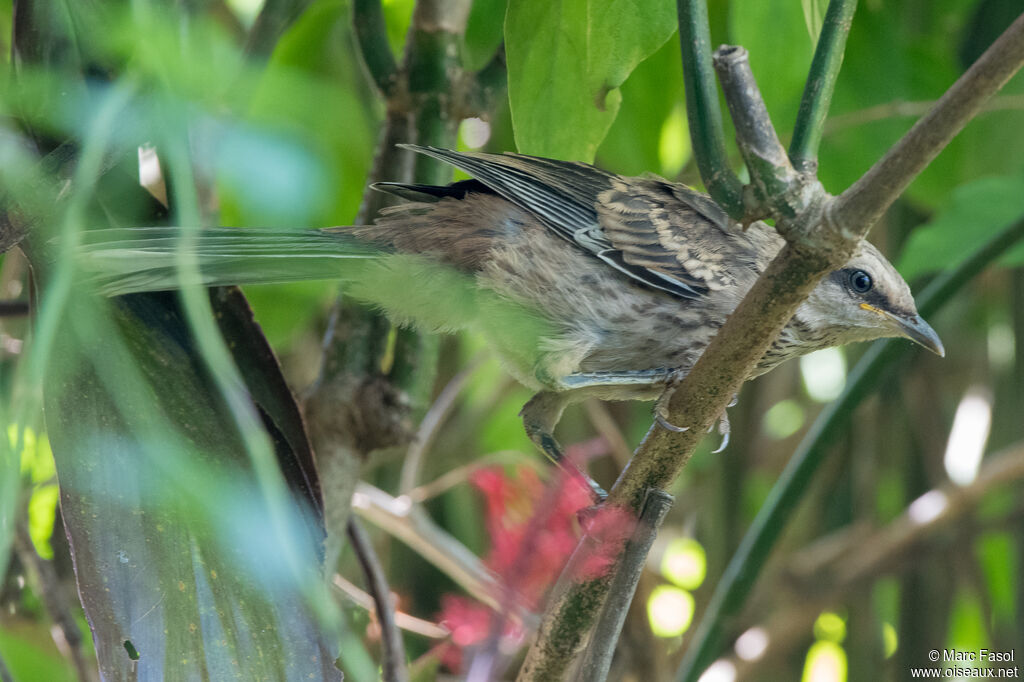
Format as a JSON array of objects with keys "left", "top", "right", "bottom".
[{"left": 77, "top": 145, "right": 943, "bottom": 498}]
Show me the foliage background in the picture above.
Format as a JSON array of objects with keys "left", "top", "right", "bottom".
[{"left": 0, "top": 0, "right": 1022, "bottom": 680}]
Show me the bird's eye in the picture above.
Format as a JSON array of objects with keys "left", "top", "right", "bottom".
[{"left": 849, "top": 270, "right": 873, "bottom": 293}]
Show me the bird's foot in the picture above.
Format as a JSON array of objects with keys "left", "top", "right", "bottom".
[
  {"left": 653, "top": 371, "right": 690, "bottom": 433},
  {"left": 708, "top": 395, "right": 737, "bottom": 453}
]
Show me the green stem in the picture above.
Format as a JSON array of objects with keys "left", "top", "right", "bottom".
[
  {"left": 677, "top": 0, "right": 744, "bottom": 218},
  {"left": 353, "top": 0, "right": 399, "bottom": 95},
  {"left": 674, "top": 214, "right": 1024, "bottom": 682},
  {"left": 789, "top": 0, "right": 858, "bottom": 172},
  {"left": 244, "top": 0, "right": 315, "bottom": 60}
]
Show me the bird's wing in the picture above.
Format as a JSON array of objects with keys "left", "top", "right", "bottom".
[
  {"left": 595, "top": 177, "right": 745, "bottom": 296},
  {"left": 403, "top": 145, "right": 738, "bottom": 299}
]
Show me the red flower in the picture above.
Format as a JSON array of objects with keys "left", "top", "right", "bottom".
[{"left": 436, "top": 442, "right": 637, "bottom": 672}]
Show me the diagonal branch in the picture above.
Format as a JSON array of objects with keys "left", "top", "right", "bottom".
[
  {"left": 832, "top": 11, "right": 1024, "bottom": 234},
  {"left": 675, "top": 212, "right": 1024, "bottom": 682},
  {"left": 516, "top": 12, "right": 1024, "bottom": 682},
  {"left": 347, "top": 518, "right": 408, "bottom": 682}
]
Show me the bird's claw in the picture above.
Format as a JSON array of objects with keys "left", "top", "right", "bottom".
[
  {"left": 710, "top": 405, "right": 732, "bottom": 453},
  {"left": 656, "top": 413, "right": 689, "bottom": 433},
  {"left": 654, "top": 375, "right": 690, "bottom": 432}
]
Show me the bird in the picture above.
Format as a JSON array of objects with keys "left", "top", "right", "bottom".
[{"left": 79, "top": 145, "right": 944, "bottom": 499}]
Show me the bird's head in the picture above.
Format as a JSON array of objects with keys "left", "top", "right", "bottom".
[{"left": 801, "top": 240, "right": 944, "bottom": 356}]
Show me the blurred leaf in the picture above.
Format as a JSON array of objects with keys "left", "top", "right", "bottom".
[
  {"left": 819, "top": 2, "right": 1024, "bottom": 205},
  {"left": 464, "top": 0, "right": 507, "bottom": 71},
  {"left": 506, "top": 0, "right": 676, "bottom": 161},
  {"left": 801, "top": 640, "right": 847, "bottom": 682},
  {"left": 382, "top": 0, "right": 415, "bottom": 56},
  {"left": 241, "top": 280, "right": 335, "bottom": 349},
  {"left": 958, "top": 0, "right": 1022, "bottom": 67},
  {"left": 27, "top": 483, "right": 59, "bottom": 559},
  {"left": 801, "top": 0, "right": 827, "bottom": 43},
  {"left": 975, "top": 532, "right": 1017, "bottom": 627},
  {"left": 232, "top": 0, "right": 374, "bottom": 226},
  {"left": 0, "top": 629, "right": 79, "bottom": 682},
  {"left": 41, "top": 289, "right": 339, "bottom": 680},
  {"left": 947, "top": 588, "right": 988, "bottom": 651},
  {"left": 597, "top": 35, "right": 683, "bottom": 176},
  {"left": 898, "top": 173, "right": 1024, "bottom": 280}
]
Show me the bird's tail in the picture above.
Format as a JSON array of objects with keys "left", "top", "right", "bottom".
[
  {"left": 73, "top": 226, "right": 543, "bottom": 338},
  {"left": 76, "top": 227, "right": 380, "bottom": 297}
]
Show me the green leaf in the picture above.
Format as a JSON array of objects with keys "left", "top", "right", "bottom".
[
  {"left": 506, "top": 0, "right": 676, "bottom": 161},
  {"left": 818, "top": 2, "right": 1024, "bottom": 205},
  {"left": 597, "top": 36, "right": 684, "bottom": 177},
  {"left": 42, "top": 290, "right": 340, "bottom": 680},
  {"left": 464, "top": 0, "right": 507, "bottom": 72},
  {"left": 898, "top": 173, "right": 1024, "bottom": 280}
]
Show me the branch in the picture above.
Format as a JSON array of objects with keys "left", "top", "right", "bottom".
[
  {"left": 14, "top": 525, "right": 96, "bottom": 682},
  {"left": 832, "top": 11, "right": 1024, "bottom": 234},
  {"left": 789, "top": 0, "right": 859, "bottom": 172},
  {"left": 347, "top": 518, "right": 408, "bottom": 682},
  {"left": 676, "top": 0, "right": 744, "bottom": 217},
  {"left": 720, "top": 441, "right": 1024, "bottom": 682},
  {"left": 823, "top": 93, "right": 1024, "bottom": 134},
  {"left": 0, "top": 300, "right": 29, "bottom": 317},
  {"left": 399, "top": 355, "right": 484, "bottom": 495},
  {"left": 675, "top": 213, "right": 1024, "bottom": 682},
  {"left": 713, "top": 46, "right": 821, "bottom": 225},
  {"left": 331, "top": 573, "right": 449, "bottom": 638},
  {"left": 461, "top": 45, "right": 508, "bottom": 119},
  {"left": 352, "top": 482, "right": 506, "bottom": 611},
  {"left": 353, "top": 0, "right": 399, "bottom": 96},
  {"left": 517, "top": 12, "right": 1024, "bottom": 680},
  {"left": 577, "top": 490, "right": 674, "bottom": 682}
]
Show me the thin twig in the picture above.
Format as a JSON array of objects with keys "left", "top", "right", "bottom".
[
  {"left": 832, "top": 11, "right": 1024, "bottom": 234},
  {"left": 713, "top": 46, "right": 817, "bottom": 225},
  {"left": 824, "top": 93, "right": 1024, "bottom": 134},
  {"left": 399, "top": 354, "right": 485, "bottom": 494},
  {"left": 0, "top": 300, "right": 29, "bottom": 317},
  {"left": 13, "top": 525, "right": 96, "bottom": 682},
  {"left": 577, "top": 490, "right": 674, "bottom": 682},
  {"left": 347, "top": 518, "right": 409, "bottom": 682},
  {"left": 407, "top": 450, "right": 529, "bottom": 504},
  {"left": 332, "top": 573, "right": 450, "bottom": 639},
  {"left": 583, "top": 400, "right": 634, "bottom": 470},
  {"left": 353, "top": 482, "right": 505, "bottom": 611}
]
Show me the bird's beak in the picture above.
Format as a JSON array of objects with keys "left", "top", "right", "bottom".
[{"left": 860, "top": 303, "right": 945, "bottom": 357}]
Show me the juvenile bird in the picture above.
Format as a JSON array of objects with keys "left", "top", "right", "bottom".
[{"left": 82, "top": 146, "right": 944, "bottom": 496}]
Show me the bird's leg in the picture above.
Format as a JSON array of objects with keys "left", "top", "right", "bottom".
[
  {"left": 520, "top": 391, "right": 608, "bottom": 501},
  {"left": 523, "top": 369, "right": 677, "bottom": 501},
  {"left": 654, "top": 369, "right": 689, "bottom": 433},
  {"left": 707, "top": 393, "right": 738, "bottom": 453}
]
